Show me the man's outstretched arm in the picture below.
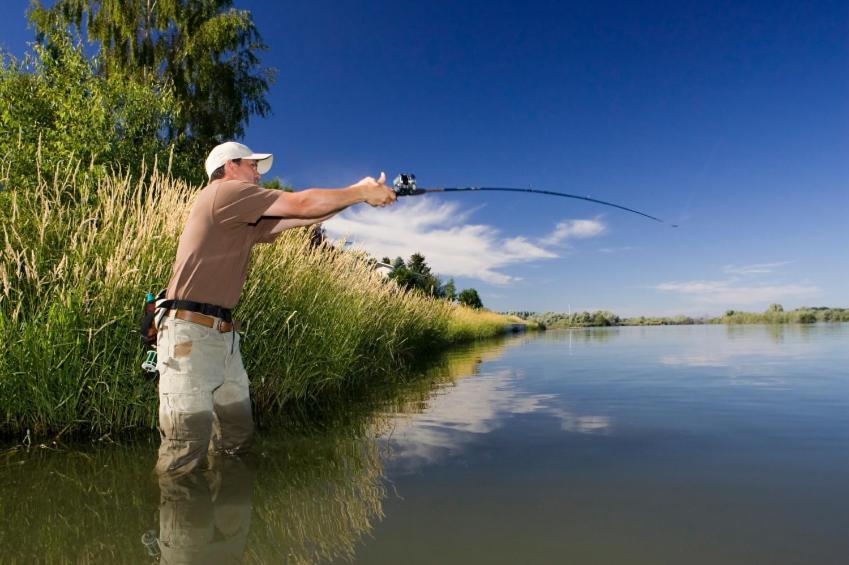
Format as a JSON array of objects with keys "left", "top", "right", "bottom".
[
  {"left": 262, "top": 173, "right": 396, "bottom": 219},
  {"left": 263, "top": 212, "right": 336, "bottom": 235}
]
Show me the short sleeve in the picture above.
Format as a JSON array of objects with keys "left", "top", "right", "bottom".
[
  {"left": 213, "top": 180, "right": 281, "bottom": 225},
  {"left": 252, "top": 218, "right": 282, "bottom": 244}
]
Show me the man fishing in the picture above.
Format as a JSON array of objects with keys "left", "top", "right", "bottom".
[{"left": 155, "top": 141, "right": 396, "bottom": 475}]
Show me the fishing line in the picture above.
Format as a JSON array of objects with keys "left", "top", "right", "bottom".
[{"left": 392, "top": 174, "right": 677, "bottom": 227}]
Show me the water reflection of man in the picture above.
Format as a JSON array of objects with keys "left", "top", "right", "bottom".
[{"left": 156, "top": 456, "right": 255, "bottom": 564}]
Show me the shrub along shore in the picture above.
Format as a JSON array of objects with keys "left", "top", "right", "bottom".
[
  {"left": 0, "top": 165, "right": 532, "bottom": 439},
  {"left": 510, "top": 307, "right": 849, "bottom": 329}
]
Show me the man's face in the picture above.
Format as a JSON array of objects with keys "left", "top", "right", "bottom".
[{"left": 227, "top": 159, "right": 260, "bottom": 184}]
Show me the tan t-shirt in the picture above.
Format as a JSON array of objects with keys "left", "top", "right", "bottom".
[{"left": 166, "top": 179, "right": 283, "bottom": 309}]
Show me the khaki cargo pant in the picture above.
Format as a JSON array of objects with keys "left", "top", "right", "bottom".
[{"left": 155, "top": 313, "right": 253, "bottom": 475}]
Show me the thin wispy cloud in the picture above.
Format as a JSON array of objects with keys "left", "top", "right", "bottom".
[
  {"left": 656, "top": 280, "right": 820, "bottom": 305},
  {"left": 323, "top": 199, "right": 605, "bottom": 285},
  {"left": 598, "top": 245, "right": 634, "bottom": 254},
  {"left": 722, "top": 261, "right": 792, "bottom": 275},
  {"left": 655, "top": 258, "right": 819, "bottom": 308}
]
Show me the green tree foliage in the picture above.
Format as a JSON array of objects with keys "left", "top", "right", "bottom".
[
  {"left": 716, "top": 307, "right": 846, "bottom": 324},
  {"left": 458, "top": 288, "right": 483, "bottom": 309},
  {"left": 388, "top": 252, "right": 444, "bottom": 298},
  {"left": 389, "top": 266, "right": 417, "bottom": 290},
  {"left": 797, "top": 311, "right": 817, "bottom": 323},
  {"left": 260, "top": 177, "right": 292, "bottom": 191},
  {"left": 767, "top": 303, "right": 784, "bottom": 313},
  {"left": 443, "top": 278, "right": 457, "bottom": 302},
  {"left": 0, "top": 30, "right": 177, "bottom": 189},
  {"left": 29, "top": 0, "right": 274, "bottom": 183},
  {"left": 592, "top": 311, "right": 615, "bottom": 326},
  {"left": 407, "top": 253, "right": 431, "bottom": 277},
  {"left": 407, "top": 252, "right": 442, "bottom": 296}
]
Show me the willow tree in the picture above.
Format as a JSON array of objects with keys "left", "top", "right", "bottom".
[{"left": 29, "top": 0, "right": 275, "bottom": 181}]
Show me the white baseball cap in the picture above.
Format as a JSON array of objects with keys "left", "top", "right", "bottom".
[{"left": 204, "top": 141, "right": 273, "bottom": 178}]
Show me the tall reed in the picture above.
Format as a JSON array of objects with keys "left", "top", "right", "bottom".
[{"left": 0, "top": 163, "right": 518, "bottom": 438}]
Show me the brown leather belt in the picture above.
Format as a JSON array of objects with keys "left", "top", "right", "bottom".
[{"left": 171, "top": 310, "right": 239, "bottom": 332}]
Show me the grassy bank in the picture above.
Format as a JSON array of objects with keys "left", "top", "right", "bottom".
[
  {"left": 444, "top": 310, "right": 538, "bottom": 341},
  {"left": 0, "top": 164, "right": 521, "bottom": 439}
]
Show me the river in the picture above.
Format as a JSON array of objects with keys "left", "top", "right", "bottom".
[{"left": 2, "top": 324, "right": 847, "bottom": 564}]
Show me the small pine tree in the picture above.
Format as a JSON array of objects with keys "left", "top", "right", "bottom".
[
  {"left": 407, "top": 252, "right": 432, "bottom": 277},
  {"left": 443, "top": 278, "right": 457, "bottom": 302}
]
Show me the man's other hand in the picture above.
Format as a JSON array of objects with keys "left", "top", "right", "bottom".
[{"left": 351, "top": 172, "right": 397, "bottom": 207}]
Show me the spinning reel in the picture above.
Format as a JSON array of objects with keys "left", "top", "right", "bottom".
[{"left": 392, "top": 173, "right": 425, "bottom": 196}]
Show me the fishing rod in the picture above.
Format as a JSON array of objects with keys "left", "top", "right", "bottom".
[{"left": 391, "top": 174, "right": 677, "bottom": 227}]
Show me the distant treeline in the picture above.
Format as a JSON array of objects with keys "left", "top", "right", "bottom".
[
  {"left": 506, "top": 304, "right": 849, "bottom": 328},
  {"left": 507, "top": 311, "right": 624, "bottom": 328},
  {"left": 715, "top": 305, "right": 849, "bottom": 325}
]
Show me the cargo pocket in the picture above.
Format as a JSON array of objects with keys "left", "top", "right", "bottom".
[
  {"left": 165, "top": 397, "right": 213, "bottom": 443},
  {"left": 168, "top": 320, "right": 213, "bottom": 374},
  {"left": 157, "top": 393, "right": 214, "bottom": 474}
]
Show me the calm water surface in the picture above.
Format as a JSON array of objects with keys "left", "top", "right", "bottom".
[{"left": 2, "top": 324, "right": 848, "bottom": 564}]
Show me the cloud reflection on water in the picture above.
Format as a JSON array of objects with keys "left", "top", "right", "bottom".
[
  {"left": 380, "top": 368, "right": 610, "bottom": 469},
  {"left": 658, "top": 325, "right": 816, "bottom": 370},
  {"left": 655, "top": 325, "right": 831, "bottom": 389}
]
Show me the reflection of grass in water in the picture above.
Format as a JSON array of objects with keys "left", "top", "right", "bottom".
[
  {"left": 537, "top": 327, "right": 620, "bottom": 344},
  {"left": 0, "top": 337, "right": 515, "bottom": 564},
  {"left": 246, "top": 430, "right": 384, "bottom": 564},
  {"left": 248, "top": 336, "right": 514, "bottom": 563},
  {"left": 0, "top": 439, "right": 161, "bottom": 564},
  {"left": 260, "top": 335, "right": 516, "bottom": 438}
]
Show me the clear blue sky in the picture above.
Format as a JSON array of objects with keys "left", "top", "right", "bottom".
[{"left": 3, "top": 1, "right": 847, "bottom": 316}]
